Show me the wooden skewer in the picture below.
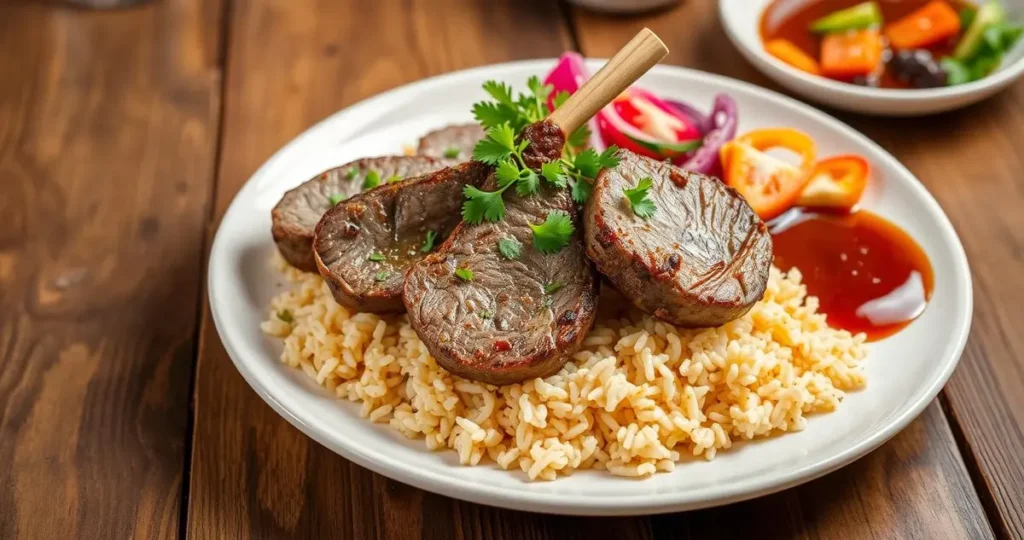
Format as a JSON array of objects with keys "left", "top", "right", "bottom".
[{"left": 547, "top": 28, "right": 669, "bottom": 135}]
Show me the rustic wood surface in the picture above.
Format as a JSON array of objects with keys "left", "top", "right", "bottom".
[
  {"left": 0, "top": 0, "right": 223, "bottom": 539},
  {"left": 1, "top": 0, "right": 1021, "bottom": 538}
]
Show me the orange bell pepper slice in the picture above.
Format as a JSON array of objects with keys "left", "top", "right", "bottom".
[
  {"left": 765, "top": 39, "right": 821, "bottom": 75},
  {"left": 820, "top": 28, "right": 884, "bottom": 78},
  {"left": 885, "top": 0, "right": 961, "bottom": 50},
  {"left": 797, "top": 155, "right": 870, "bottom": 210},
  {"left": 720, "top": 128, "right": 816, "bottom": 221}
]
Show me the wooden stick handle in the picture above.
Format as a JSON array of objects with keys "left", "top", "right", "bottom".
[{"left": 547, "top": 28, "right": 669, "bottom": 135}]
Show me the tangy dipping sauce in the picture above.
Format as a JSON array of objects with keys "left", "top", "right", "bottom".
[{"left": 769, "top": 209, "right": 934, "bottom": 340}]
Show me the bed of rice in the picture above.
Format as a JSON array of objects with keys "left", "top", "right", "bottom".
[{"left": 261, "top": 255, "right": 866, "bottom": 481}]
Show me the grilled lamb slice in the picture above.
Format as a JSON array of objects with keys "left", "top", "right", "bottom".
[
  {"left": 313, "top": 161, "right": 490, "bottom": 313},
  {"left": 417, "top": 123, "right": 485, "bottom": 160},
  {"left": 404, "top": 121, "right": 598, "bottom": 385},
  {"left": 272, "top": 155, "right": 453, "bottom": 271},
  {"left": 584, "top": 150, "right": 772, "bottom": 327}
]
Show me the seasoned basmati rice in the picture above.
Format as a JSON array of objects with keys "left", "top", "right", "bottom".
[{"left": 261, "top": 254, "right": 866, "bottom": 480}]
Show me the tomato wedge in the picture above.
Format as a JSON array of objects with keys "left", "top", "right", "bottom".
[
  {"left": 720, "top": 128, "right": 816, "bottom": 220},
  {"left": 797, "top": 155, "right": 869, "bottom": 210}
]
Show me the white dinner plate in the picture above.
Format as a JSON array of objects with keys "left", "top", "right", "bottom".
[
  {"left": 720, "top": 0, "right": 1024, "bottom": 115},
  {"left": 207, "top": 60, "right": 972, "bottom": 515}
]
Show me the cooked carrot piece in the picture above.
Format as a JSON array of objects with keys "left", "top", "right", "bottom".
[
  {"left": 820, "top": 29, "right": 884, "bottom": 78},
  {"left": 885, "top": 0, "right": 961, "bottom": 49},
  {"left": 765, "top": 39, "right": 822, "bottom": 75}
]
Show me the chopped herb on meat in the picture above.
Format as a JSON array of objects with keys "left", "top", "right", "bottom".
[
  {"left": 328, "top": 193, "right": 344, "bottom": 206},
  {"left": 367, "top": 252, "right": 385, "bottom": 262},
  {"left": 421, "top": 230, "right": 438, "bottom": 253},
  {"left": 498, "top": 237, "right": 522, "bottom": 260},
  {"left": 362, "top": 170, "right": 382, "bottom": 190},
  {"left": 454, "top": 267, "right": 475, "bottom": 281}
]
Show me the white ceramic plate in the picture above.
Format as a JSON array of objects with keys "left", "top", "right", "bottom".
[
  {"left": 720, "top": 0, "right": 1024, "bottom": 115},
  {"left": 208, "top": 60, "right": 972, "bottom": 515}
]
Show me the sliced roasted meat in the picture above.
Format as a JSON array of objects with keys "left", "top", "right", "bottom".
[
  {"left": 313, "top": 161, "right": 490, "bottom": 313},
  {"left": 416, "top": 123, "right": 485, "bottom": 160},
  {"left": 584, "top": 150, "right": 772, "bottom": 327},
  {"left": 272, "top": 156, "right": 453, "bottom": 272},
  {"left": 404, "top": 122, "right": 598, "bottom": 385}
]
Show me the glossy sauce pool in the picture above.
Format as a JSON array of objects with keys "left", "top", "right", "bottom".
[
  {"left": 760, "top": 0, "right": 966, "bottom": 88},
  {"left": 769, "top": 209, "right": 934, "bottom": 340}
]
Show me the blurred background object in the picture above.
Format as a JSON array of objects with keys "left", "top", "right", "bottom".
[
  {"left": 64, "top": 0, "right": 151, "bottom": 8},
  {"left": 568, "top": 0, "right": 681, "bottom": 14}
]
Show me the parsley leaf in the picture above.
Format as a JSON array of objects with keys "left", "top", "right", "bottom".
[
  {"left": 530, "top": 211, "right": 575, "bottom": 254},
  {"left": 495, "top": 159, "right": 521, "bottom": 188},
  {"left": 328, "top": 193, "right": 344, "bottom": 206},
  {"left": 362, "top": 169, "right": 381, "bottom": 190},
  {"left": 544, "top": 281, "right": 564, "bottom": 294},
  {"left": 462, "top": 185, "right": 506, "bottom": 223},
  {"left": 443, "top": 147, "right": 461, "bottom": 159},
  {"left": 541, "top": 161, "right": 569, "bottom": 188},
  {"left": 573, "top": 148, "right": 621, "bottom": 179},
  {"left": 374, "top": 271, "right": 390, "bottom": 282},
  {"left": 570, "top": 179, "right": 593, "bottom": 204},
  {"left": 479, "top": 310, "right": 494, "bottom": 319},
  {"left": 472, "top": 123, "right": 517, "bottom": 165},
  {"left": 367, "top": 252, "right": 385, "bottom": 262},
  {"left": 498, "top": 237, "right": 522, "bottom": 260},
  {"left": 482, "top": 80, "right": 516, "bottom": 108},
  {"left": 276, "top": 309, "right": 294, "bottom": 323},
  {"left": 623, "top": 177, "right": 657, "bottom": 218},
  {"left": 515, "top": 169, "right": 540, "bottom": 196},
  {"left": 454, "top": 267, "right": 474, "bottom": 281},
  {"left": 386, "top": 174, "right": 403, "bottom": 183},
  {"left": 421, "top": 230, "right": 437, "bottom": 253},
  {"left": 344, "top": 167, "right": 359, "bottom": 180}
]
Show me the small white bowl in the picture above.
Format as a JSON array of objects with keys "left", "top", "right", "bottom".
[{"left": 719, "top": 0, "right": 1024, "bottom": 115}]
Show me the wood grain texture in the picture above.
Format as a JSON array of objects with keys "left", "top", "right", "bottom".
[
  {"left": 0, "top": 1, "right": 223, "bottom": 539},
  {"left": 571, "top": 1, "right": 1017, "bottom": 537}
]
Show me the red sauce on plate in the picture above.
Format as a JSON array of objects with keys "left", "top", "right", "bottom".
[
  {"left": 769, "top": 209, "right": 934, "bottom": 340},
  {"left": 760, "top": 0, "right": 965, "bottom": 88}
]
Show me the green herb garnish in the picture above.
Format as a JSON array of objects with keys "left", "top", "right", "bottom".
[
  {"left": 544, "top": 281, "right": 564, "bottom": 294},
  {"left": 498, "top": 237, "right": 522, "bottom": 260},
  {"left": 479, "top": 310, "right": 494, "bottom": 319},
  {"left": 471, "top": 77, "right": 551, "bottom": 132},
  {"left": 344, "top": 167, "right": 359, "bottom": 180},
  {"left": 530, "top": 211, "right": 575, "bottom": 254},
  {"left": 276, "top": 309, "right": 294, "bottom": 323},
  {"left": 368, "top": 252, "right": 385, "bottom": 262},
  {"left": 374, "top": 271, "right": 390, "bottom": 282},
  {"left": 562, "top": 147, "right": 621, "bottom": 204},
  {"left": 455, "top": 267, "right": 474, "bottom": 281},
  {"left": 328, "top": 193, "right": 345, "bottom": 206},
  {"left": 386, "top": 174, "right": 403, "bottom": 183},
  {"left": 362, "top": 169, "right": 381, "bottom": 190},
  {"left": 421, "top": 230, "right": 438, "bottom": 253},
  {"left": 443, "top": 147, "right": 461, "bottom": 159},
  {"left": 624, "top": 177, "right": 657, "bottom": 219}
]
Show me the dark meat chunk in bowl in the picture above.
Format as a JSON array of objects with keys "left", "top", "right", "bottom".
[
  {"left": 416, "top": 123, "right": 485, "bottom": 160},
  {"left": 313, "top": 161, "right": 490, "bottom": 313},
  {"left": 584, "top": 150, "right": 772, "bottom": 327},
  {"left": 272, "top": 155, "right": 454, "bottom": 272}
]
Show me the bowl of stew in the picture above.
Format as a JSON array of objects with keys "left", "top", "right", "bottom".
[{"left": 720, "top": 0, "right": 1024, "bottom": 114}]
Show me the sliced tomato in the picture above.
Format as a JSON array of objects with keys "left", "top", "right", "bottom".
[
  {"left": 720, "top": 128, "right": 816, "bottom": 220},
  {"left": 797, "top": 155, "right": 869, "bottom": 210}
]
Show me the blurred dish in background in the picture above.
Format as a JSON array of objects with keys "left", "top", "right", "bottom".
[{"left": 567, "top": 0, "right": 681, "bottom": 13}]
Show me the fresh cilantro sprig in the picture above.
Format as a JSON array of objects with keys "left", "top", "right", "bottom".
[
  {"left": 623, "top": 177, "right": 657, "bottom": 219},
  {"left": 530, "top": 211, "right": 575, "bottom": 254},
  {"left": 498, "top": 236, "right": 522, "bottom": 260},
  {"left": 472, "top": 77, "right": 551, "bottom": 132},
  {"left": 544, "top": 147, "right": 621, "bottom": 204},
  {"left": 464, "top": 123, "right": 566, "bottom": 223}
]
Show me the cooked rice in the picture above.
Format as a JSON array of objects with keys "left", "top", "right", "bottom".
[{"left": 261, "top": 254, "right": 866, "bottom": 480}]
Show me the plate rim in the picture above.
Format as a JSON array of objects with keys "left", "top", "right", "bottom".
[{"left": 207, "top": 59, "right": 973, "bottom": 515}]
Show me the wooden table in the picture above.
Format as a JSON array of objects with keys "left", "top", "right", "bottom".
[{"left": 2, "top": 0, "right": 1021, "bottom": 538}]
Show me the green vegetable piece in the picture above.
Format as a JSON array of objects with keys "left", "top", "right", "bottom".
[
  {"left": 479, "top": 310, "right": 494, "bottom": 319},
  {"left": 623, "top": 177, "right": 657, "bottom": 219},
  {"left": 386, "top": 174, "right": 403, "bottom": 183},
  {"left": 960, "top": 6, "right": 977, "bottom": 30},
  {"left": 362, "top": 169, "right": 382, "bottom": 190},
  {"left": 544, "top": 281, "right": 564, "bottom": 294},
  {"left": 954, "top": 1, "right": 1006, "bottom": 60},
  {"left": 276, "top": 309, "right": 294, "bottom": 323},
  {"left": 421, "top": 230, "right": 438, "bottom": 253},
  {"left": 443, "top": 147, "right": 461, "bottom": 159},
  {"left": 367, "top": 252, "right": 385, "bottom": 262},
  {"left": 374, "top": 271, "right": 390, "bottom": 282},
  {"left": 344, "top": 167, "right": 359, "bottom": 180},
  {"left": 809, "top": 1, "right": 882, "bottom": 33},
  {"left": 454, "top": 267, "right": 474, "bottom": 281},
  {"left": 328, "top": 193, "right": 344, "bottom": 206},
  {"left": 498, "top": 236, "right": 522, "bottom": 260},
  {"left": 941, "top": 57, "right": 972, "bottom": 85}
]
